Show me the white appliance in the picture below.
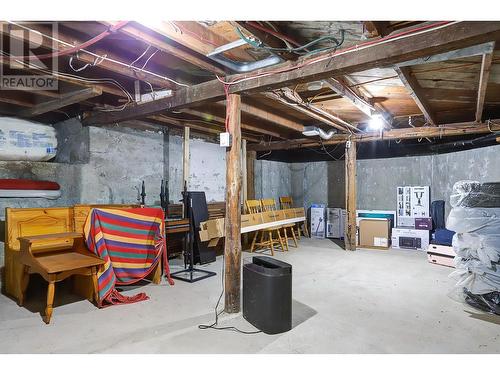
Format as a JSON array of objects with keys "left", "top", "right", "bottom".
[
  {"left": 326, "top": 208, "right": 346, "bottom": 239},
  {"left": 310, "top": 205, "right": 326, "bottom": 238},
  {"left": 396, "top": 186, "right": 430, "bottom": 227},
  {"left": 391, "top": 227, "right": 430, "bottom": 250}
]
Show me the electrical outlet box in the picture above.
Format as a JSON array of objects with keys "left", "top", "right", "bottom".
[{"left": 219, "top": 132, "right": 232, "bottom": 147}]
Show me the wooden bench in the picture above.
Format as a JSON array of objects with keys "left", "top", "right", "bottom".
[{"left": 18, "top": 232, "right": 105, "bottom": 324}]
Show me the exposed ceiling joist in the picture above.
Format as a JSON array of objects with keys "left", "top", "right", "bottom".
[
  {"left": 0, "top": 55, "right": 126, "bottom": 98},
  {"left": 341, "top": 75, "right": 394, "bottom": 127},
  {"left": 147, "top": 21, "right": 255, "bottom": 62},
  {"left": 180, "top": 107, "right": 286, "bottom": 138},
  {"left": 247, "top": 120, "right": 500, "bottom": 151},
  {"left": 103, "top": 21, "right": 225, "bottom": 76},
  {"left": 476, "top": 47, "right": 495, "bottom": 122},
  {"left": 147, "top": 114, "right": 261, "bottom": 143},
  {"left": 395, "top": 66, "right": 437, "bottom": 125},
  {"left": 82, "top": 22, "right": 500, "bottom": 126},
  {"left": 263, "top": 88, "right": 357, "bottom": 133},
  {"left": 215, "top": 101, "right": 304, "bottom": 132},
  {"left": 396, "top": 41, "right": 495, "bottom": 67},
  {"left": 0, "top": 22, "right": 176, "bottom": 90},
  {"left": 19, "top": 87, "right": 102, "bottom": 117},
  {"left": 323, "top": 77, "right": 374, "bottom": 116}
]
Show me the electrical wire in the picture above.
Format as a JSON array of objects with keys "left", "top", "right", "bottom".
[
  {"left": 235, "top": 27, "right": 345, "bottom": 56},
  {"left": 6, "top": 20, "right": 129, "bottom": 60},
  {"left": 5, "top": 21, "right": 190, "bottom": 88},
  {"left": 216, "top": 21, "right": 455, "bottom": 88},
  {"left": 129, "top": 45, "right": 152, "bottom": 68},
  {"left": 198, "top": 253, "right": 262, "bottom": 334},
  {"left": 1, "top": 50, "right": 135, "bottom": 110}
]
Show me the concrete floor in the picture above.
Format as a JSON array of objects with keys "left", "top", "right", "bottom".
[{"left": 0, "top": 238, "right": 499, "bottom": 353}]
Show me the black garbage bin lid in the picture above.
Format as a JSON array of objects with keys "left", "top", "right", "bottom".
[{"left": 243, "top": 256, "right": 292, "bottom": 276}]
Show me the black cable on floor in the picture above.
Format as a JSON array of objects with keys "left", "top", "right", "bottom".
[{"left": 198, "top": 253, "right": 262, "bottom": 335}]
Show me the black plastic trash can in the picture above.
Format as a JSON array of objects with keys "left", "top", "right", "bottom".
[{"left": 243, "top": 256, "right": 292, "bottom": 334}]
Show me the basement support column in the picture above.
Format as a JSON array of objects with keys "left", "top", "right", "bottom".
[
  {"left": 182, "top": 127, "right": 190, "bottom": 189},
  {"left": 242, "top": 139, "right": 248, "bottom": 206},
  {"left": 224, "top": 94, "right": 242, "bottom": 313},
  {"left": 344, "top": 139, "right": 357, "bottom": 251},
  {"left": 246, "top": 150, "right": 256, "bottom": 200}
]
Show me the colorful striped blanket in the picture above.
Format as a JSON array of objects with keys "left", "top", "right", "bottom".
[{"left": 84, "top": 207, "right": 174, "bottom": 307}]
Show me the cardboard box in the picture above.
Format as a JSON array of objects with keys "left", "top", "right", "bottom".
[
  {"left": 241, "top": 213, "right": 264, "bottom": 228},
  {"left": 207, "top": 218, "right": 225, "bottom": 238},
  {"left": 292, "top": 207, "right": 305, "bottom": 218},
  {"left": 358, "top": 219, "right": 390, "bottom": 249},
  {"left": 310, "top": 205, "right": 326, "bottom": 238},
  {"left": 391, "top": 227, "right": 430, "bottom": 250},
  {"left": 357, "top": 209, "right": 396, "bottom": 228},
  {"left": 415, "top": 217, "right": 432, "bottom": 230},
  {"left": 396, "top": 186, "right": 430, "bottom": 227},
  {"left": 426, "top": 244, "right": 456, "bottom": 268},
  {"left": 326, "top": 208, "right": 345, "bottom": 239}
]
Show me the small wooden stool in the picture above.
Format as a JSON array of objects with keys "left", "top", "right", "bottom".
[{"left": 18, "top": 232, "right": 105, "bottom": 324}]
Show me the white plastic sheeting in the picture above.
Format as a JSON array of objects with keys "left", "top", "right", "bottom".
[
  {"left": 0, "top": 117, "right": 57, "bottom": 161},
  {"left": 448, "top": 181, "right": 500, "bottom": 309}
]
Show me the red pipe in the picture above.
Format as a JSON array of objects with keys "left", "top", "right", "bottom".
[{"left": 10, "top": 21, "right": 129, "bottom": 60}]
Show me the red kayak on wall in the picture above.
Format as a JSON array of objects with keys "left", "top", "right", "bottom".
[{"left": 0, "top": 179, "right": 61, "bottom": 199}]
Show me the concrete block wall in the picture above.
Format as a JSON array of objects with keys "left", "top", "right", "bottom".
[
  {"left": 254, "top": 159, "right": 292, "bottom": 205},
  {"left": 0, "top": 118, "right": 228, "bottom": 283},
  {"left": 269, "top": 144, "right": 500, "bottom": 217}
]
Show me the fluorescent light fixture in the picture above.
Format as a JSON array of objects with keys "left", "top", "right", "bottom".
[
  {"left": 368, "top": 114, "right": 384, "bottom": 130},
  {"left": 307, "top": 81, "right": 324, "bottom": 91}
]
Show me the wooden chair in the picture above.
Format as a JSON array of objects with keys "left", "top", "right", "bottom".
[
  {"left": 262, "top": 198, "right": 297, "bottom": 249},
  {"left": 18, "top": 232, "right": 105, "bottom": 324},
  {"left": 280, "top": 196, "right": 310, "bottom": 238},
  {"left": 245, "top": 200, "right": 286, "bottom": 256}
]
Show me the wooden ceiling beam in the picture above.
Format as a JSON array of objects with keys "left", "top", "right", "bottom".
[
  {"left": 263, "top": 88, "right": 357, "bottom": 133},
  {"left": 323, "top": 77, "right": 374, "bottom": 116},
  {"left": 475, "top": 47, "right": 494, "bottom": 122},
  {"left": 0, "top": 22, "right": 175, "bottom": 89},
  {"left": 82, "top": 22, "right": 500, "bottom": 126},
  {"left": 395, "top": 66, "right": 437, "bottom": 125},
  {"left": 247, "top": 119, "right": 500, "bottom": 151},
  {"left": 146, "top": 21, "right": 255, "bottom": 61},
  {"left": 180, "top": 108, "right": 286, "bottom": 139},
  {"left": 0, "top": 54, "right": 127, "bottom": 98},
  {"left": 104, "top": 21, "right": 226, "bottom": 76},
  {"left": 212, "top": 101, "right": 304, "bottom": 132},
  {"left": 147, "top": 114, "right": 261, "bottom": 143},
  {"left": 19, "top": 87, "right": 102, "bottom": 117},
  {"left": 396, "top": 41, "right": 495, "bottom": 68}
]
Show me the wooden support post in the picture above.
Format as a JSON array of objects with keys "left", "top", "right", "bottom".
[
  {"left": 246, "top": 150, "right": 256, "bottom": 200},
  {"left": 241, "top": 139, "right": 248, "bottom": 207},
  {"left": 182, "top": 127, "right": 190, "bottom": 189},
  {"left": 344, "top": 139, "right": 357, "bottom": 251},
  {"left": 224, "top": 94, "right": 242, "bottom": 313}
]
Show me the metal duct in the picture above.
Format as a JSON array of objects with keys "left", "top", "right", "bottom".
[
  {"left": 302, "top": 126, "right": 337, "bottom": 140},
  {"left": 206, "top": 34, "right": 282, "bottom": 73}
]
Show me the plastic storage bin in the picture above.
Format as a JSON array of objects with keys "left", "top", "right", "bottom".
[{"left": 243, "top": 256, "right": 292, "bottom": 334}]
